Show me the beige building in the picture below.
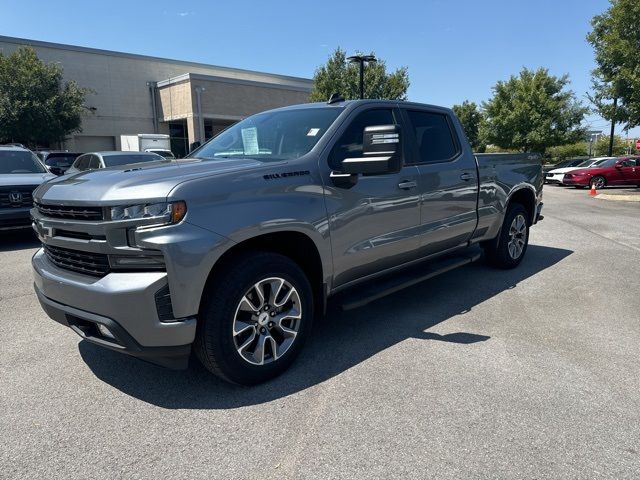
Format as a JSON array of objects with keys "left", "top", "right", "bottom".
[{"left": 0, "top": 35, "right": 312, "bottom": 157}]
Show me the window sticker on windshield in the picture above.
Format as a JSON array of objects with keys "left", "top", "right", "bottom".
[
  {"left": 241, "top": 127, "right": 259, "bottom": 155},
  {"left": 307, "top": 128, "right": 320, "bottom": 137}
]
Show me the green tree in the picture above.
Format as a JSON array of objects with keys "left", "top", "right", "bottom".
[
  {"left": 592, "top": 134, "right": 628, "bottom": 156},
  {"left": 587, "top": 0, "right": 640, "bottom": 130},
  {"left": 452, "top": 100, "right": 486, "bottom": 152},
  {"left": 482, "top": 67, "right": 588, "bottom": 154},
  {"left": 0, "top": 46, "right": 88, "bottom": 147},
  {"left": 310, "top": 48, "right": 409, "bottom": 102}
]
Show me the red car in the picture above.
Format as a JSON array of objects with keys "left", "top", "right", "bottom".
[{"left": 562, "top": 156, "right": 640, "bottom": 189}]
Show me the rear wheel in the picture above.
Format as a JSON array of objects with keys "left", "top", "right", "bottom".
[
  {"left": 194, "top": 252, "right": 313, "bottom": 385},
  {"left": 483, "top": 203, "right": 529, "bottom": 269},
  {"left": 590, "top": 176, "right": 606, "bottom": 189}
]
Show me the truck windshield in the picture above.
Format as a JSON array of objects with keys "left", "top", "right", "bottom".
[
  {"left": 0, "top": 150, "right": 47, "bottom": 174},
  {"left": 190, "top": 107, "right": 342, "bottom": 162}
]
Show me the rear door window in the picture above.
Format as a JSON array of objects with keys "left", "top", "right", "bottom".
[{"left": 404, "top": 110, "right": 460, "bottom": 164}]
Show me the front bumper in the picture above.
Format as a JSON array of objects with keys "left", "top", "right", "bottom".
[
  {"left": 33, "top": 249, "right": 196, "bottom": 369},
  {"left": 545, "top": 174, "right": 564, "bottom": 184},
  {"left": 561, "top": 176, "right": 589, "bottom": 186},
  {"left": 0, "top": 206, "right": 32, "bottom": 231}
]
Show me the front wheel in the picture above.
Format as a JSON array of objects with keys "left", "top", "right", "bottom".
[
  {"left": 194, "top": 252, "right": 314, "bottom": 385},
  {"left": 590, "top": 176, "right": 606, "bottom": 189},
  {"left": 483, "top": 203, "right": 530, "bottom": 269}
]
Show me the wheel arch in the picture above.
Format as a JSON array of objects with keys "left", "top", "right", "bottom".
[
  {"left": 200, "top": 230, "right": 327, "bottom": 316},
  {"left": 506, "top": 185, "right": 537, "bottom": 226}
]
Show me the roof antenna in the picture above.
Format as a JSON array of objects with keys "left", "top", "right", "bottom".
[{"left": 327, "top": 93, "right": 344, "bottom": 104}]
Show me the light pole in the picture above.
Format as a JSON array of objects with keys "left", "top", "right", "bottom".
[{"left": 347, "top": 54, "right": 377, "bottom": 99}]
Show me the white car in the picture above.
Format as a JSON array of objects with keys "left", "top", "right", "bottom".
[{"left": 545, "top": 157, "right": 616, "bottom": 185}]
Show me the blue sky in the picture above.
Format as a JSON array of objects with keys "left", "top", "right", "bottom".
[{"left": 1, "top": 0, "right": 636, "bottom": 137}]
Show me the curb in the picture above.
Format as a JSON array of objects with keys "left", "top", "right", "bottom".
[{"left": 594, "top": 193, "right": 640, "bottom": 202}]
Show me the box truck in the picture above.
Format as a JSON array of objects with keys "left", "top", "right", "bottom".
[{"left": 120, "top": 134, "right": 174, "bottom": 158}]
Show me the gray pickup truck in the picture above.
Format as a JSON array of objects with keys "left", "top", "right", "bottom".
[{"left": 32, "top": 99, "right": 543, "bottom": 385}]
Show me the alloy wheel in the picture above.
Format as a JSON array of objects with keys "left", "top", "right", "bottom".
[
  {"left": 507, "top": 214, "right": 527, "bottom": 260},
  {"left": 232, "top": 277, "right": 302, "bottom": 365}
]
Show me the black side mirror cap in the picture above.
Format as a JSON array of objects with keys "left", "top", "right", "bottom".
[{"left": 341, "top": 124, "right": 402, "bottom": 175}]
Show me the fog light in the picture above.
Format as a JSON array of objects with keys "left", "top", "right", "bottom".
[{"left": 96, "top": 323, "right": 115, "bottom": 340}]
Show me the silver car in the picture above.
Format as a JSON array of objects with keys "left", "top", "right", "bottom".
[{"left": 66, "top": 151, "right": 166, "bottom": 174}]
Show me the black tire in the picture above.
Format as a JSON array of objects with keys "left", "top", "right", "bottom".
[
  {"left": 194, "top": 252, "right": 314, "bottom": 385},
  {"left": 483, "top": 203, "right": 530, "bottom": 269},
  {"left": 590, "top": 176, "right": 606, "bottom": 189}
]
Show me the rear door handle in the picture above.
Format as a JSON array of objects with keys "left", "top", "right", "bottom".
[
  {"left": 398, "top": 180, "right": 417, "bottom": 190},
  {"left": 460, "top": 172, "right": 473, "bottom": 181}
]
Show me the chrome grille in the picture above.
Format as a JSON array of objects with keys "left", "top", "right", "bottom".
[
  {"left": 44, "top": 245, "right": 110, "bottom": 277},
  {"left": 0, "top": 185, "right": 37, "bottom": 208},
  {"left": 36, "top": 203, "right": 104, "bottom": 221}
]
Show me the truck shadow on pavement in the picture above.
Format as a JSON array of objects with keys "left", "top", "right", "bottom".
[{"left": 79, "top": 244, "right": 571, "bottom": 409}]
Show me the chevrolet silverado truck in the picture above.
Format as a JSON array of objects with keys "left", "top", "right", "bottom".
[{"left": 32, "top": 99, "right": 543, "bottom": 385}]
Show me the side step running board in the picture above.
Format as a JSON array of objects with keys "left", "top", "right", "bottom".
[{"left": 334, "top": 249, "right": 482, "bottom": 311}]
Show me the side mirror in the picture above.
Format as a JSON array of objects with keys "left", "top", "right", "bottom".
[
  {"left": 341, "top": 125, "right": 402, "bottom": 175},
  {"left": 615, "top": 163, "right": 623, "bottom": 169}
]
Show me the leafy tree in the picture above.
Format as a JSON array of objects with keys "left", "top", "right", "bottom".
[
  {"left": 310, "top": 48, "right": 409, "bottom": 102},
  {"left": 452, "top": 100, "right": 486, "bottom": 152},
  {"left": 587, "top": 0, "right": 640, "bottom": 130},
  {"left": 546, "top": 142, "right": 588, "bottom": 160},
  {"left": 483, "top": 145, "right": 519, "bottom": 154},
  {"left": 592, "top": 134, "right": 627, "bottom": 156},
  {"left": 482, "top": 67, "right": 588, "bottom": 154},
  {"left": 0, "top": 47, "right": 88, "bottom": 147}
]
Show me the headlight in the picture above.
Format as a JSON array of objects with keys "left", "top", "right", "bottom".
[{"left": 109, "top": 201, "right": 187, "bottom": 225}]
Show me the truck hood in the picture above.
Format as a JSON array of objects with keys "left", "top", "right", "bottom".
[
  {"left": 34, "top": 158, "right": 267, "bottom": 205},
  {"left": 1, "top": 172, "right": 55, "bottom": 187}
]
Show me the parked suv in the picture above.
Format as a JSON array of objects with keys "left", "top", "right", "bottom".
[
  {"left": 32, "top": 100, "right": 543, "bottom": 384},
  {"left": 1, "top": 146, "right": 55, "bottom": 231}
]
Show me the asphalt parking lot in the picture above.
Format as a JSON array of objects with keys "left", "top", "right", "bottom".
[{"left": 1, "top": 186, "right": 639, "bottom": 480}]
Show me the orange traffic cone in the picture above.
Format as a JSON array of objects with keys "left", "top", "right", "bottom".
[{"left": 590, "top": 183, "right": 597, "bottom": 197}]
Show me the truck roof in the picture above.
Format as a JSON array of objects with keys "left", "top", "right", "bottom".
[{"left": 268, "top": 99, "right": 455, "bottom": 115}]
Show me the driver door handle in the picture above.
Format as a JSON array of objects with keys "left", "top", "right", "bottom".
[
  {"left": 398, "top": 180, "right": 417, "bottom": 190},
  {"left": 460, "top": 172, "right": 473, "bottom": 181}
]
